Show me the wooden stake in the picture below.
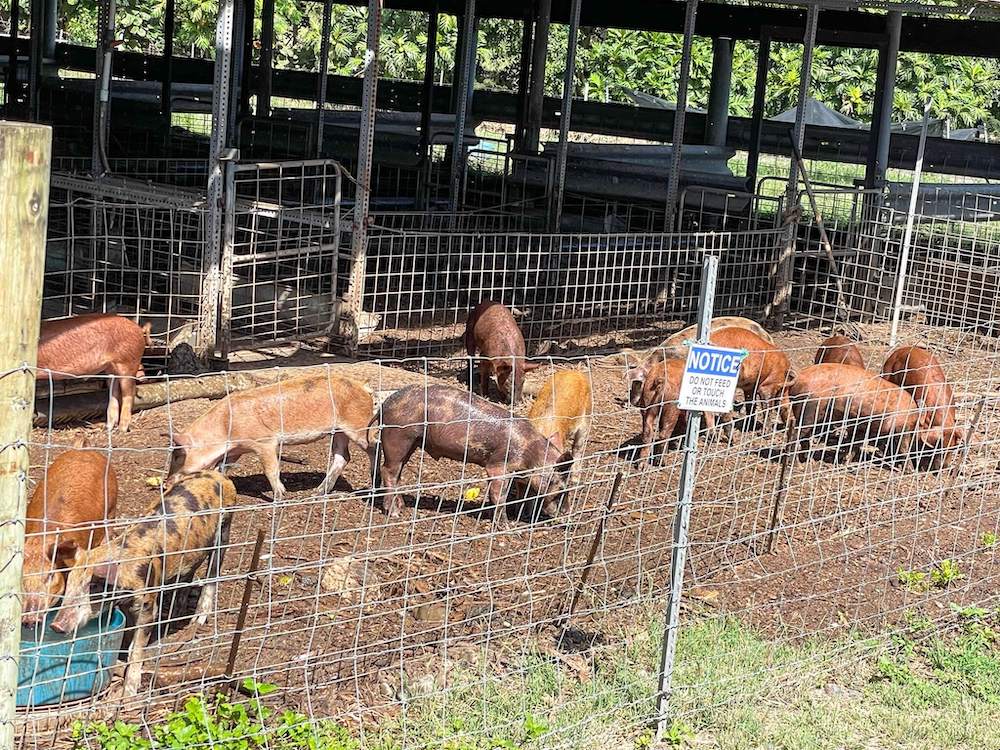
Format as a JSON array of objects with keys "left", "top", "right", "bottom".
[
  {"left": 558, "top": 471, "right": 624, "bottom": 627},
  {"left": 767, "top": 416, "right": 800, "bottom": 554},
  {"left": 0, "top": 121, "right": 52, "bottom": 750}
]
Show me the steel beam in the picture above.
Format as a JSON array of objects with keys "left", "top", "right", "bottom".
[
  {"left": 161, "top": 0, "right": 175, "bottom": 126},
  {"left": 664, "top": 0, "right": 699, "bottom": 231},
  {"left": 867, "top": 11, "right": 900, "bottom": 190},
  {"left": 523, "top": 0, "right": 551, "bottom": 154},
  {"left": 706, "top": 36, "right": 732, "bottom": 148},
  {"left": 552, "top": 0, "right": 581, "bottom": 231},
  {"left": 258, "top": 0, "right": 275, "bottom": 115},
  {"left": 449, "top": 0, "right": 476, "bottom": 212},
  {"left": 316, "top": 0, "right": 334, "bottom": 155}
]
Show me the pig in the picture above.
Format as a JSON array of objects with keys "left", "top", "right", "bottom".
[
  {"left": 464, "top": 301, "right": 538, "bottom": 405},
  {"left": 37, "top": 314, "right": 151, "bottom": 433},
  {"left": 706, "top": 326, "right": 795, "bottom": 435},
  {"left": 527, "top": 370, "right": 593, "bottom": 476},
  {"left": 21, "top": 439, "right": 118, "bottom": 625},
  {"left": 787, "top": 364, "right": 936, "bottom": 467},
  {"left": 375, "top": 384, "right": 572, "bottom": 526},
  {"left": 51, "top": 471, "right": 236, "bottom": 696},
  {"left": 636, "top": 357, "right": 688, "bottom": 463},
  {"left": 815, "top": 335, "right": 865, "bottom": 368},
  {"left": 626, "top": 316, "right": 774, "bottom": 407},
  {"left": 881, "top": 346, "right": 965, "bottom": 470},
  {"left": 168, "top": 372, "right": 375, "bottom": 501}
]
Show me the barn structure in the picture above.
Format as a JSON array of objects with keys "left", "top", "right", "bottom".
[{"left": 2, "top": 0, "right": 999, "bottom": 362}]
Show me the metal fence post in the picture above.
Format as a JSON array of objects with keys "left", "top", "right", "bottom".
[
  {"left": 0, "top": 121, "right": 52, "bottom": 749},
  {"left": 663, "top": 0, "right": 699, "bottom": 231},
  {"left": 654, "top": 254, "right": 718, "bottom": 740},
  {"left": 889, "top": 101, "right": 931, "bottom": 348},
  {"left": 199, "top": 0, "right": 238, "bottom": 360},
  {"left": 551, "top": 0, "right": 582, "bottom": 231},
  {"left": 449, "top": 0, "right": 477, "bottom": 214},
  {"left": 315, "top": 0, "right": 334, "bottom": 157},
  {"left": 342, "top": 0, "right": 383, "bottom": 353}
]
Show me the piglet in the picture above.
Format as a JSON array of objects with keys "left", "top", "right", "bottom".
[
  {"left": 37, "top": 314, "right": 151, "bottom": 432},
  {"left": 168, "top": 372, "right": 375, "bottom": 501},
  {"left": 881, "top": 346, "right": 964, "bottom": 470},
  {"left": 51, "top": 470, "right": 236, "bottom": 696},
  {"left": 21, "top": 438, "right": 118, "bottom": 625},
  {"left": 788, "top": 363, "right": 932, "bottom": 467},
  {"left": 375, "top": 384, "right": 572, "bottom": 526},
  {"left": 464, "top": 301, "right": 538, "bottom": 404},
  {"left": 527, "top": 370, "right": 592, "bottom": 477},
  {"left": 815, "top": 335, "right": 864, "bottom": 368}
]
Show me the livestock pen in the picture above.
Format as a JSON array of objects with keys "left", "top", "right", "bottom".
[{"left": 7, "top": 165, "right": 1000, "bottom": 748}]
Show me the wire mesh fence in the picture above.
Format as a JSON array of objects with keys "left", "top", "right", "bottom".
[{"left": 11, "top": 206, "right": 1000, "bottom": 747}]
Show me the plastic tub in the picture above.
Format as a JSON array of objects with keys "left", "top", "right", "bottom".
[{"left": 17, "top": 608, "right": 126, "bottom": 707}]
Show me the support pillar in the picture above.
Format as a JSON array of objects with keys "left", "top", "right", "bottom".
[
  {"left": 343, "top": 0, "right": 383, "bottom": 352},
  {"left": 746, "top": 33, "right": 770, "bottom": 192},
  {"left": 161, "top": 0, "right": 175, "bottom": 128},
  {"left": 238, "top": 0, "right": 254, "bottom": 124},
  {"left": 866, "top": 11, "right": 900, "bottom": 190},
  {"left": 449, "top": 0, "right": 476, "bottom": 213},
  {"left": 199, "top": 0, "right": 238, "bottom": 358},
  {"left": 664, "top": 0, "right": 699, "bottom": 231},
  {"left": 552, "top": 0, "right": 581, "bottom": 231},
  {"left": 514, "top": 5, "right": 534, "bottom": 150},
  {"left": 42, "top": 0, "right": 56, "bottom": 57},
  {"left": 27, "top": 0, "right": 43, "bottom": 120},
  {"left": 315, "top": 0, "right": 333, "bottom": 156},
  {"left": 706, "top": 37, "right": 733, "bottom": 148},
  {"left": 92, "top": 0, "right": 116, "bottom": 174},
  {"left": 768, "top": 3, "right": 818, "bottom": 328},
  {"left": 257, "top": 0, "right": 275, "bottom": 116},
  {"left": 416, "top": 4, "right": 439, "bottom": 207},
  {"left": 523, "top": 0, "right": 551, "bottom": 154},
  {"left": 7, "top": 0, "right": 21, "bottom": 112}
]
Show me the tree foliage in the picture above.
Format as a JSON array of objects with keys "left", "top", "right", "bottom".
[{"left": 42, "top": 0, "right": 1000, "bottom": 129}]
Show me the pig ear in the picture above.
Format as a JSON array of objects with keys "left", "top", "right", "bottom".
[
  {"left": 91, "top": 561, "right": 119, "bottom": 587},
  {"left": 54, "top": 539, "right": 79, "bottom": 559}
]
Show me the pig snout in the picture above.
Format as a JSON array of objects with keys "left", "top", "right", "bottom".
[{"left": 627, "top": 366, "right": 647, "bottom": 407}]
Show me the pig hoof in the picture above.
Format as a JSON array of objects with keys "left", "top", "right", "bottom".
[{"left": 192, "top": 612, "right": 209, "bottom": 626}]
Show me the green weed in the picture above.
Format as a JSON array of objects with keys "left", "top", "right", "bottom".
[{"left": 931, "top": 559, "right": 965, "bottom": 588}]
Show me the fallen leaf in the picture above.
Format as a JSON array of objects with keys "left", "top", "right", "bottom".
[{"left": 145, "top": 476, "right": 162, "bottom": 488}]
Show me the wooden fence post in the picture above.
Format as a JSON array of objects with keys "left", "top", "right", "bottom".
[{"left": 0, "top": 121, "right": 52, "bottom": 747}]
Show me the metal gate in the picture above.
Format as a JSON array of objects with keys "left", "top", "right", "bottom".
[{"left": 220, "top": 159, "right": 344, "bottom": 354}]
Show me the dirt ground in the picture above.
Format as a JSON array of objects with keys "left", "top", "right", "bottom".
[{"left": 17, "top": 319, "right": 1000, "bottom": 739}]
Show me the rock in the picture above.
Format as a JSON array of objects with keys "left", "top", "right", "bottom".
[
  {"left": 320, "top": 556, "right": 379, "bottom": 604},
  {"left": 412, "top": 602, "right": 447, "bottom": 623}
]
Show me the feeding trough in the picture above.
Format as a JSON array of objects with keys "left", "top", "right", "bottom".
[{"left": 17, "top": 608, "right": 126, "bottom": 707}]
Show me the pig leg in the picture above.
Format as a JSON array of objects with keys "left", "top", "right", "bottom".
[
  {"left": 657, "top": 405, "right": 681, "bottom": 463},
  {"left": 256, "top": 443, "right": 287, "bottom": 501},
  {"left": 193, "top": 518, "right": 229, "bottom": 625},
  {"left": 485, "top": 467, "right": 513, "bottom": 530},
  {"left": 116, "top": 369, "right": 137, "bottom": 433},
  {"left": 477, "top": 361, "right": 492, "bottom": 397},
  {"left": 105, "top": 377, "right": 122, "bottom": 431},
  {"left": 638, "top": 406, "right": 658, "bottom": 464},
  {"left": 380, "top": 441, "right": 416, "bottom": 518},
  {"left": 123, "top": 596, "right": 156, "bottom": 696},
  {"left": 316, "top": 432, "right": 351, "bottom": 495}
]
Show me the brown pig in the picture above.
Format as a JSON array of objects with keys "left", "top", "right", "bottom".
[
  {"left": 787, "top": 364, "right": 935, "bottom": 467},
  {"left": 375, "top": 384, "right": 572, "bottom": 526},
  {"left": 708, "top": 326, "right": 794, "bottom": 432},
  {"left": 626, "top": 316, "right": 774, "bottom": 407},
  {"left": 881, "top": 346, "right": 964, "bottom": 469},
  {"left": 527, "top": 370, "right": 593, "bottom": 475},
  {"left": 168, "top": 372, "right": 374, "bottom": 501},
  {"left": 37, "top": 314, "right": 151, "bottom": 432},
  {"left": 464, "top": 301, "right": 538, "bottom": 404},
  {"left": 636, "top": 357, "right": 688, "bottom": 463},
  {"left": 51, "top": 471, "right": 236, "bottom": 696},
  {"left": 815, "top": 335, "right": 865, "bottom": 368},
  {"left": 21, "top": 439, "right": 118, "bottom": 625}
]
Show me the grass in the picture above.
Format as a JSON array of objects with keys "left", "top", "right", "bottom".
[
  {"left": 363, "top": 604, "right": 1000, "bottom": 750},
  {"left": 70, "top": 603, "right": 1000, "bottom": 749}
]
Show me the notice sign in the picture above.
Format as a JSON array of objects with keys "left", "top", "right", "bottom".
[{"left": 678, "top": 343, "right": 747, "bottom": 413}]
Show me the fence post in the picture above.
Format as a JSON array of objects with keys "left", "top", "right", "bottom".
[
  {"left": 889, "top": 101, "right": 931, "bottom": 348},
  {"left": 654, "top": 254, "right": 718, "bottom": 740},
  {"left": 342, "top": 0, "right": 383, "bottom": 354},
  {"left": 0, "top": 121, "right": 52, "bottom": 748}
]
